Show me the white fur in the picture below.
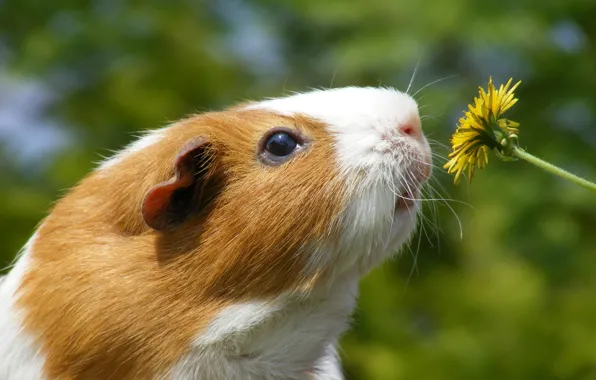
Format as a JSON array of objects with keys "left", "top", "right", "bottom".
[
  {"left": 193, "top": 300, "right": 286, "bottom": 346},
  {"left": 0, "top": 234, "right": 47, "bottom": 380},
  {"left": 98, "top": 128, "right": 166, "bottom": 170},
  {"left": 166, "top": 269, "right": 359, "bottom": 380}
]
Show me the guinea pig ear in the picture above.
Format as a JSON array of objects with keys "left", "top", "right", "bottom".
[{"left": 142, "top": 137, "right": 218, "bottom": 231}]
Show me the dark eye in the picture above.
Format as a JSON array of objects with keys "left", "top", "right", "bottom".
[
  {"left": 258, "top": 127, "right": 307, "bottom": 166},
  {"left": 265, "top": 132, "right": 298, "bottom": 157}
]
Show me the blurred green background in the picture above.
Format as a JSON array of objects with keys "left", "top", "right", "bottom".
[{"left": 1, "top": 1, "right": 596, "bottom": 379}]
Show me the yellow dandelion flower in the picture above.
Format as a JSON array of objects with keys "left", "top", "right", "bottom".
[
  {"left": 443, "top": 77, "right": 521, "bottom": 184},
  {"left": 443, "top": 77, "right": 596, "bottom": 193}
]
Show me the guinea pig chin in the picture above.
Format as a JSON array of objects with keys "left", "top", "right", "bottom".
[{"left": 332, "top": 154, "right": 428, "bottom": 273}]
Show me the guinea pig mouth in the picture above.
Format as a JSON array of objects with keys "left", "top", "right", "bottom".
[{"left": 395, "top": 190, "right": 419, "bottom": 210}]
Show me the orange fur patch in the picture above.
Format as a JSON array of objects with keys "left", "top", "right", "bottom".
[{"left": 16, "top": 109, "right": 347, "bottom": 379}]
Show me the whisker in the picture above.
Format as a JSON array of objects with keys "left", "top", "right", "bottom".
[
  {"left": 420, "top": 182, "right": 446, "bottom": 259},
  {"left": 427, "top": 174, "right": 475, "bottom": 211},
  {"left": 412, "top": 74, "right": 460, "bottom": 99},
  {"left": 408, "top": 155, "right": 449, "bottom": 172},
  {"left": 405, "top": 220, "right": 423, "bottom": 286},
  {"left": 420, "top": 113, "right": 446, "bottom": 122},
  {"left": 329, "top": 59, "right": 344, "bottom": 89},
  {"left": 415, "top": 203, "right": 440, "bottom": 240},
  {"left": 431, "top": 192, "right": 464, "bottom": 239},
  {"left": 427, "top": 154, "right": 450, "bottom": 165},
  {"left": 401, "top": 240, "right": 418, "bottom": 289},
  {"left": 426, "top": 144, "right": 449, "bottom": 153},
  {"left": 282, "top": 74, "right": 289, "bottom": 94},
  {"left": 421, "top": 184, "right": 443, "bottom": 244},
  {"left": 422, "top": 153, "right": 450, "bottom": 165},
  {"left": 401, "top": 187, "right": 474, "bottom": 207},
  {"left": 402, "top": 172, "right": 440, "bottom": 286},
  {"left": 417, "top": 104, "right": 431, "bottom": 110},
  {"left": 414, "top": 93, "right": 434, "bottom": 104},
  {"left": 427, "top": 138, "right": 452, "bottom": 151},
  {"left": 406, "top": 57, "right": 421, "bottom": 95},
  {"left": 425, "top": 187, "right": 442, "bottom": 237}
]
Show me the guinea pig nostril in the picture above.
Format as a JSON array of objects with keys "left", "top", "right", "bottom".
[{"left": 398, "top": 121, "right": 421, "bottom": 139}]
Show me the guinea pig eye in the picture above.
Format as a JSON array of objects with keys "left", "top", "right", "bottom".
[
  {"left": 265, "top": 133, "right": 297, "bottom": 157},
  {"left": 258, "top": 127, "right": 306, "bottom": 166}
]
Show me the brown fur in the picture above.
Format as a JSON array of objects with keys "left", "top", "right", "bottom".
[{"left": 17, "top": 109, "right": 347, "bottom": 379}]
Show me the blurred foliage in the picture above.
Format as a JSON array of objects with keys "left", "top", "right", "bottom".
[{"left": 1, "top": 0, "right": 596, "bottom": 379}]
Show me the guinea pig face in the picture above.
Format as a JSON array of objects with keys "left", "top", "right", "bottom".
[{"left": 247, "top": 86, "right": 431, "bottom": 274}]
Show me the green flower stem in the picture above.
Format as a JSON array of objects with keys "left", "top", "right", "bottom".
[{"left": 512, "top": 146, "right": 596, "bottom": 193}]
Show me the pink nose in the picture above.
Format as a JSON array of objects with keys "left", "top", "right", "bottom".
[{"left": 397, "top": 118, "right": 422, "bottom": 140}]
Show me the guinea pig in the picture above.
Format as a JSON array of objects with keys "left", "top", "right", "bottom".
[{"left": 0, "top": 86, "right": 431, "bottom": 380}]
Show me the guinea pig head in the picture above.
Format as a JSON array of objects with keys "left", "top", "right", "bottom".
[{"left": 137, "top": 85, "right": 432, "bottom": 295}]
